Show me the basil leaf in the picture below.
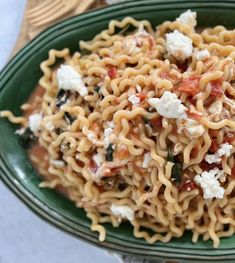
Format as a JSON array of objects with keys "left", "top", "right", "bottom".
[
  {"left": 18, "top": 127, "right": 35, "bottom": 149},
  {"left": 63, "top": 112, "right": 76, "bottom": 124},
  {"left": 171, "top": 163, "right": 182, "bottom": 183},
  {"left": 105, "top": 144, "right": 114, "bottom": 162},
  {"left": 56, "top": 90, "right": 70, "bottom": 108}
]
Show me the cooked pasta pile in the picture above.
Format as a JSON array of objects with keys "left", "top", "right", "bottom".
[{"left": 2, "top": 10, "right": 235, "bottom": 247}]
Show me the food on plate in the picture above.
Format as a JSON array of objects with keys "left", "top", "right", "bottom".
[{"left": 2, "top": 10, "right": 235, "bottom": 248}]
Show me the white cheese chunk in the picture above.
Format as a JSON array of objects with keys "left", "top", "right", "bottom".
[
  {"left": 194, "top": 168, "right": 224, "bottom": 199},
  {"left": 29, "top": 113, "right": 42, "bottom": 133},
  {"left": 104, "top": 121, "right": 115, "bottom": 149},
  {"left": 177, "top": 118, "right": 205, "bottom": 138},
  {"left": 176, "top": 10, "right": 197, "bottom": 28},
  {"left": 148, "top": 91, "right": 187, "bottom": 119},
  {"left": 57, "top": 65, "right": 88, "bottom": 96},
  {"left": 204, "top": 154, "right": 221, "bottom": 164},
  {"left": 166, "top": 30, "right": 193, "bottom": 60},
  {"left": 205, "top": 142, "right": 233, "bottom": 164},
  {"left": 123, "top": 38, "right": 140, "bottom": 54},
  {"left": 110, "top": 204, "right": 134, "bottom": 221},
  {"left": 195, "top": 49, "right": 210, "bottom": 61},
  {"left": 128, "top": 94, "right": 140, "bottom": 105},
  {"left": 93, "top": 153, "right": 104, "bottom": 166},
  {"left": 217, "top": 143, "right": 233, "bottom": 157},
  {"left": 142, "top": 152, "right": 151, "bottom": 168}
]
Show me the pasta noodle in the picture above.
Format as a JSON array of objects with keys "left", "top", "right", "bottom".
[{"left": 2, "top": 11, "right": 235, "bottom": 248}]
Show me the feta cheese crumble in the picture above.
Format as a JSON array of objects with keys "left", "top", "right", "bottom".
[
  {"left": 205, "top": 142, "right": 233, "bottom": 164},
  {"left": 57, "top": 65, "right": 88, "bottom": 96},
  {"left": 123, "top": 38, "right": 140, "bottom": 54},
  {"left": 217, "top": 143, "right": 233, "bottom": 157},
  {"left": 204, "top": 154, "right": 221, "bottom": 164},
  {"left": 177, "top": 118, "right": 205, "bottom": 138},
  {"left": 128, "top": 94, "right": 140, "bottom": 105},
  {"left": 110, "top": 204, "right": 134, "bottom": 221},
  {"left": 195, "top": 49, "right": 210, "bottom": 61},
  {"left": 148, "top": 91, "right": 187, "bottom": 119},
  {"left": 29, "top": 113, "right": 42, "bottom": 133},
  {"left": 176, "top": 10, "right": 197, "bottom": 28},
  {"left": 93, "top": 153, "right": 104, "bottom": 166},
  {"left": 194, "top": 168, "right": 224, "bottom": 199},
  {"left": 166, "top": 30, "right": 193, "bottom": 60},
  {"left": 142, "top": 152, "right": 151, "bottom": 168},
  {"left": 104, "top": 121, "right": 115, "bottom": 149}
]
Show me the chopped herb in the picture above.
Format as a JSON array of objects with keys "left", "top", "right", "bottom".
[
  {"left": 167, "top": 150, "right": 182, "bottom": 183},
  {"left": 94, "top": 86, "right": 101, "bottom": 93},
  {"left": 79, "top": 49, "right": 92, "bottom": 56},
  {"left": 167, "top": 150, "right": 175, "bottom": 163},
  {"left": 142, "top": 117, "right": 149, "bottom": 125},
  {"left": 18, "top": 127, "right": 35, "bottom": 149},
  {"left": 171, "top": 163, "right": 182, "bottom": 183},
  {"left": 118, "top": 182, "right": 127, "bottom": 191},
  {"left": 56, "top": 90, "right": 70, "bottom": 108},
  {"left": 63, "top": 112, "right": 76, "bottom": 124},
  {"left": 105, "top": 144, "right": 114, "bottom": 162}
]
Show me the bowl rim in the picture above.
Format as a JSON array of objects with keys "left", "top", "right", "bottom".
[{"left": 1, "top": 0, "right": 235, "bottom": 260}]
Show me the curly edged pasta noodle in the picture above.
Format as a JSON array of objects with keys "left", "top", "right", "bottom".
[{"left": 2, "top": 10, "right": 235, "bottom": 248}]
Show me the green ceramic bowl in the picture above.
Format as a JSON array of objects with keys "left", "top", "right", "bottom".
[{"left": 1, "top": 0, "right": 235, "bottom": 261}]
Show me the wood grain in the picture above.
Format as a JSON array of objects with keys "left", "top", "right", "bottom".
[{"left": 10, "top": 0, "right": 106, "bottom": 58}]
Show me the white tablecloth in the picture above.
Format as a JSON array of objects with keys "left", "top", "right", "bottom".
[{"left": 0, "top": 1, "right": 118, "bottom": 262}]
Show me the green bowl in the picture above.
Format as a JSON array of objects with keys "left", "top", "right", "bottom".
[{"left": 1, "top": 0, "right": 235, "bottom": 261}]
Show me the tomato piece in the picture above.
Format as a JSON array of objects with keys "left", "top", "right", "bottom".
[
  {"left": 181, "top": 180, "right": 197, "bottom": 192},
  {"left": 200, "top": 160, "right": 222, "bottom": 171},
  {"left": 210, "top": 79, "right": 223, "bottom": 98},
  {"left": 209, "top": 139, "right": 219, "bottom": 153},
  {"left": 190, "top": 145, "right": 200, "bottom": 158},
  {"left": 178, "top": 76, "right": 200, "bottom": 96},
  {"left": 136, "top": 92, "right": 146, "bottom": 102},
  {"left": 231, "top": 166, "right": 235, "bottom": 178},
  {"left": 223, "top": 133, "right": 234, "bottom": 144},
  {"left": 149, "top": 117, "right": 162, "bottom": 128},
  {"left": 107, "top": 67, "right": 117, "bottom": 79}
]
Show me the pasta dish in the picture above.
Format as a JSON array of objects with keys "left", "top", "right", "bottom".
[{"left": 2, "top": 10, "right": 235, "bottom": 248}]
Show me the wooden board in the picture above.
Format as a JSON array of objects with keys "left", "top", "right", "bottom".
[{"left": 10, "top": 0, "right": 106, "bottom": 57}]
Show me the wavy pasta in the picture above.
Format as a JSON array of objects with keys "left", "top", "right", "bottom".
[{"left": 2, "top": 12, "right": 235, "bottom": 248}]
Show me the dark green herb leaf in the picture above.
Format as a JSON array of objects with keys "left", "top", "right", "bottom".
[
  {"left": 142, "top": 117, "right": 149, "bottom": 125},
  {"left": 171, "top": 163, "right": 182, "bottom": 183},
  {"left": 167, "top": 150, "right": 182, "bottom": 183},
  {"left": 167, "top": 150, "right": 175, "bottom": 163},
  {"left": 18, "top": 127, "right": 35, "bottom": 149},
  {"left": 105, "top": 144, "right": 114, "bottom": 162},
  {"left": 56, "top": 90, "right": 70, "bottom": 108},
  {"left": 80, "top": 49, "right": 92, "bottom": 56},
  {"left": 94, "top": 86, "right": 101, "bottom": 93},
  {"left": 63, "top": 112, "right": 76, "bottom": 124}
]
